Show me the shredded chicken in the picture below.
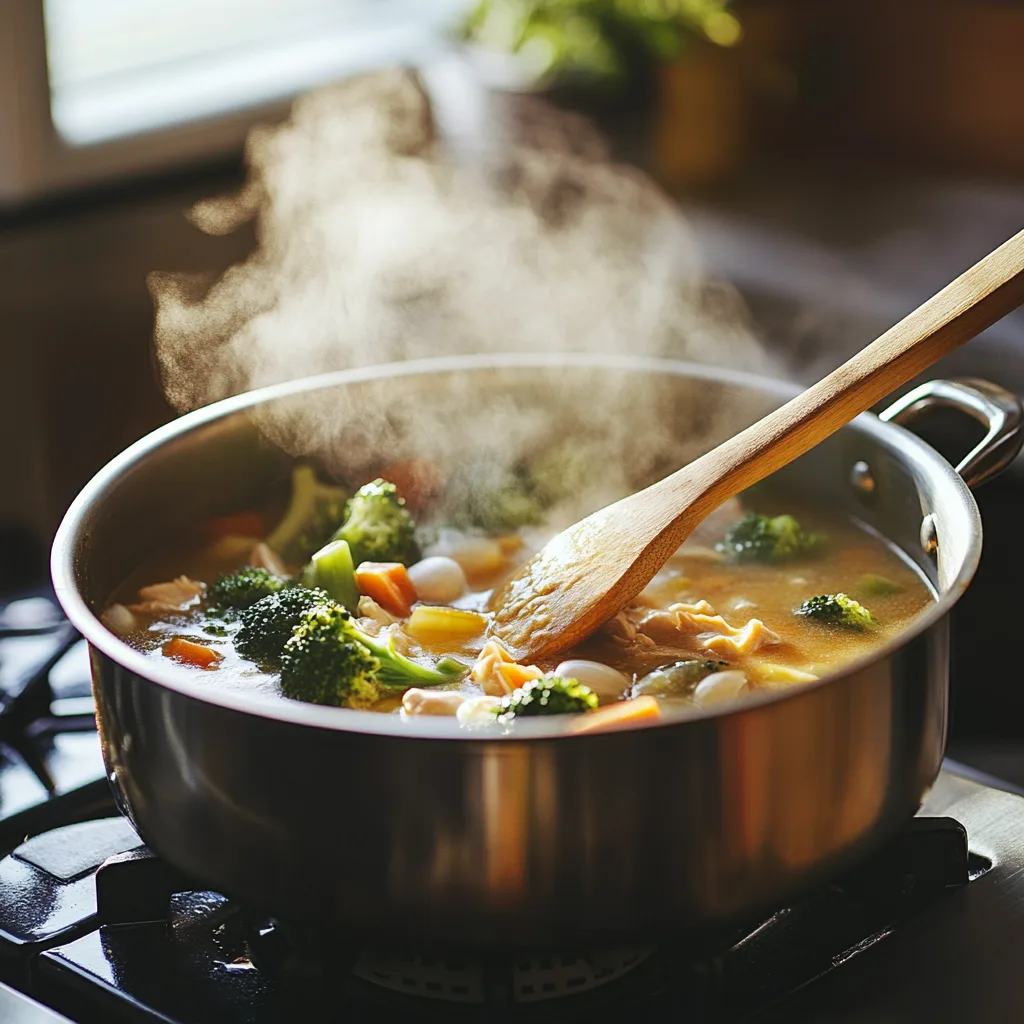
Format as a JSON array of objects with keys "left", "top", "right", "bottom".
[
  {"left": 357, "top": 596, "right": 398, "bottom": 630},
  {"left": 603, "top": 609, "right": 639, "bottom": 645},
  {"left": 470, "top": 639, "right": 544, "bottom": 697},
  {"left": 375, "top": 622, "right": 413, "bottom": 656},
  {"left": 635, "top": 600, "right": 781, "bottom": 658},
  {"left": 129, "top": 576, "right": 204, "bottom": 615},
  {"left": 702, "top": 619, "right": 781, "bottom": 659}
]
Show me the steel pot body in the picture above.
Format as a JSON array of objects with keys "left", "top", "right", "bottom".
[{"left": 51, "top": 356, "right": 1022, "bottom": 946}]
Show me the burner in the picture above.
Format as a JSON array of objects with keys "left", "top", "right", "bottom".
[
  {"left": 0, "top": 807, "right": 986, "bottom": 1023},
  {"left": 0, "top": 590, "right": 110, "bottom": 855},
  {"left": 351, "top": 947, "right": 655, "bottom": 1004}
]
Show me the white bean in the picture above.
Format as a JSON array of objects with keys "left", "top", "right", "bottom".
[
  {"left": 407, "top": 556, "right": 467, "bottom": 603},
  {"left": 426, "top": 531, "right": 504, "bottom": 576},
  {"left": 456, "top": 695, "right": 502, "bottom": 727},
  {"left": 553, "top": 660, "right": 629, "bottom": 701},
  {"left": 693, "top": 670, "right": 747, "bottom": 706},
  {"left": 401, "top": 688, "right": 466, "bottom": 717}
]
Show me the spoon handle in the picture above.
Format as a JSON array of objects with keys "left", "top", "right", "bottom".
[{"left": 681, "top": 228, "right": 1024, "bottom": 518}]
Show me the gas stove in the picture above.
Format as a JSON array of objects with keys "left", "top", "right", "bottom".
[{"left": 2, "top": 593, "right": 1024, "bottom": 1022}]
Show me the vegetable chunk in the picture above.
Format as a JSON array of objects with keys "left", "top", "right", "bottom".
[
  {"left": 235, "top": 586, "right": 331, "bottom": 662},
  {"left": 796, "top": 593, "right": 875, "bottom": 630},
  {"left": 494, "top": 676, "right": 598, "bottom": 719},
  {"left": 570, "top": 696, "right": 661, "bottom": 733},
  {"left": 301, "top": 540, "right": 359, "bottom": 609},
  {"left": 332, "top": 479, "right": 419, "bottom": 566},
  {"left": 280, "top": 603, "right": 463, "bottom": 706},
  {"left": 207, "top": 567, "right": 288, "bottom": 612},
  {"left": 163, "top": 637, "right": 223, "bottom": 669},
  {"left": 266, "top": 466, "right": 349, "bottom": 563},
  {"left": 281, "top": 611, "right": 380, "bottom": 708},
  {"left": 406, "top": 606, "right": 487, "bottom": 644},
  {"left": 354, "top": 562, "right": 417, "bottom": 618},
  {"left": 716, "top": 513, "right": 820, "bottom": 563}
]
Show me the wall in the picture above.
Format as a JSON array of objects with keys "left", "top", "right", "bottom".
[{"left": 0, "top": 167, "right": 253, "bottom": 584}]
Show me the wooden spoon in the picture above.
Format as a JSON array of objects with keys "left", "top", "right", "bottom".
[{"left": 491, "top": 228, "right": 1024, "bottom": 662}]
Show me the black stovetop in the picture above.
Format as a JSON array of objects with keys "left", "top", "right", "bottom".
[{"left": 3, "top": 591, "right": 1024, "bottom": 1023}]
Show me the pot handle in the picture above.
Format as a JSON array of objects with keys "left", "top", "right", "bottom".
[{"left": 879, "top": 378, "right": 1024, "bottom": 489}]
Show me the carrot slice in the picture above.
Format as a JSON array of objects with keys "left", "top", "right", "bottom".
[
  {"left": 570, "top": 696, "right": 661, "bottom": 734},
  {"left": 163, "top": 637, "right": 223, "bottom": 669},
  {"left": 199, "top": 512, "right": 265, "bottom": 543},
  {"left": 355, "top": 562, "right": 417, "bottom": 618}
]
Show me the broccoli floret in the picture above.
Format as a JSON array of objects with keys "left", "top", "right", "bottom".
[
  {"left": 437, "top": 461, "right": 544, "bottom": 536},
  {"left": 796, "top": 593, "right": 875, "bottom": 631},
  {"left": 280, "top": 607, "right": 381, "bottom": 708},
  {"left": 235, "top": 585, "right": 331, "bottom": 662},
  {"left": 331, "top": 479, "right": 419, "bottom": 566},
  {"left": 716, "top": 513, "right": 820, "bottom": 563},
  {"left": 457, "top": 471, "right": 544, "bottom": 534},
  {"left": 494, "top": 676, "right": 599, "bottom": 719},
  {"left": 633, "top": 659, "right": 728, "bottom": 699},
  {"left": 280, "top": 603, "right": 463, "bottom": 705},
  {"left": 207, "top": 567, "right": 289, "bottom": 613},
  {"left": 526, "top": 443, "right": 593, "bottom": 508},
  {"left": 266, "top": 466, "right": 349, "bottom": 564}
]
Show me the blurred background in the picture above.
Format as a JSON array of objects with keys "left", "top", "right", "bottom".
[{"left": 1, "top": 0, "right": 1023, "bottom": 774}]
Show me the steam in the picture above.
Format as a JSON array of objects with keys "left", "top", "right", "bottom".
[{"left": 150, "top": 67, "right": 779, "bottom": 518}]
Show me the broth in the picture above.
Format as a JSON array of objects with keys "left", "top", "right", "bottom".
[{"left": 103, "top": 469, "right": 933, "bottom": 729}]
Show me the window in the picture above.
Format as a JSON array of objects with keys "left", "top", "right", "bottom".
[{"left": 0, "top": 0, "right": 461, "bottom": 205}]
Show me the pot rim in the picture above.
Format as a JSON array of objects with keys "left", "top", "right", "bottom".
[{"left": 50, "top": 352, "right": 980, "bottom": 740}]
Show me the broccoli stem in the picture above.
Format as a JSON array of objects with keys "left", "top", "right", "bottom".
[{"left": 349, "top": 624, "right": 464, "bottom": 689}]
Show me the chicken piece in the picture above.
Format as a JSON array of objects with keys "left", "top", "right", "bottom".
[
  {"left": 129, "top": 576, "right": 204, "bottom": 615},
  {"left": 636, "top": 600, "right": 780, "bottom": 658},
  {"left": 374, "top": 622, "right": 413, "bottom": 656},
  {"left": 470, "top": 639, "right": 544, "bottom": 697},
  {"left": 101, "top": 603, "right": 137, "bottom": 637},
  {"left": 249, "top": 541, "right": 288, "bottom": 576},
  {"left": 357, "top": 595, "right": 398, "bottom": 632},
  {"left": 402, "top": 688, "right": 466, "bottom": 717},
  {"left": 603, "top": 609, "right": 639, "bottom": 645}
]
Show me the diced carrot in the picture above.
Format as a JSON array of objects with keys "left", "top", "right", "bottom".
[
  {"left": 199, "top": 512, "right": 265, "bottom": 543},
  {"left": 498, "top": 662, "right": 542, "bottom": 690},
  {"left": 377, "top": 459, "right": 441, "bottom": 513},
  {"left": 570, "top": 696, "right": 661, "bottom": 734},
  {"left": 355, "top": 562, "right": 417, "bottom": 618},
  {"left": 163, "top": 637, "right": 223, "bottom": 669}
]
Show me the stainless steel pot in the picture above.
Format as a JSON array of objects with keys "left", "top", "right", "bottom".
[{"left": 51, "top": 355, "right": 1023, "bottom": 947}]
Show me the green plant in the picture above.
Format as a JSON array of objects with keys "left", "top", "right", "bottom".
[{"left": 460, "top": 0, "right": 741, "bottom": 88}]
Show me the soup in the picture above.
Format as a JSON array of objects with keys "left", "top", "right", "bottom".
[{"left": 101, "top": 461, "right": 933, "bottom": 730}]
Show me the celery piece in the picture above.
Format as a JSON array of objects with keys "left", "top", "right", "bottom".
[{"left": 302, "top": 539, "right": 359, "bottom": 611}]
